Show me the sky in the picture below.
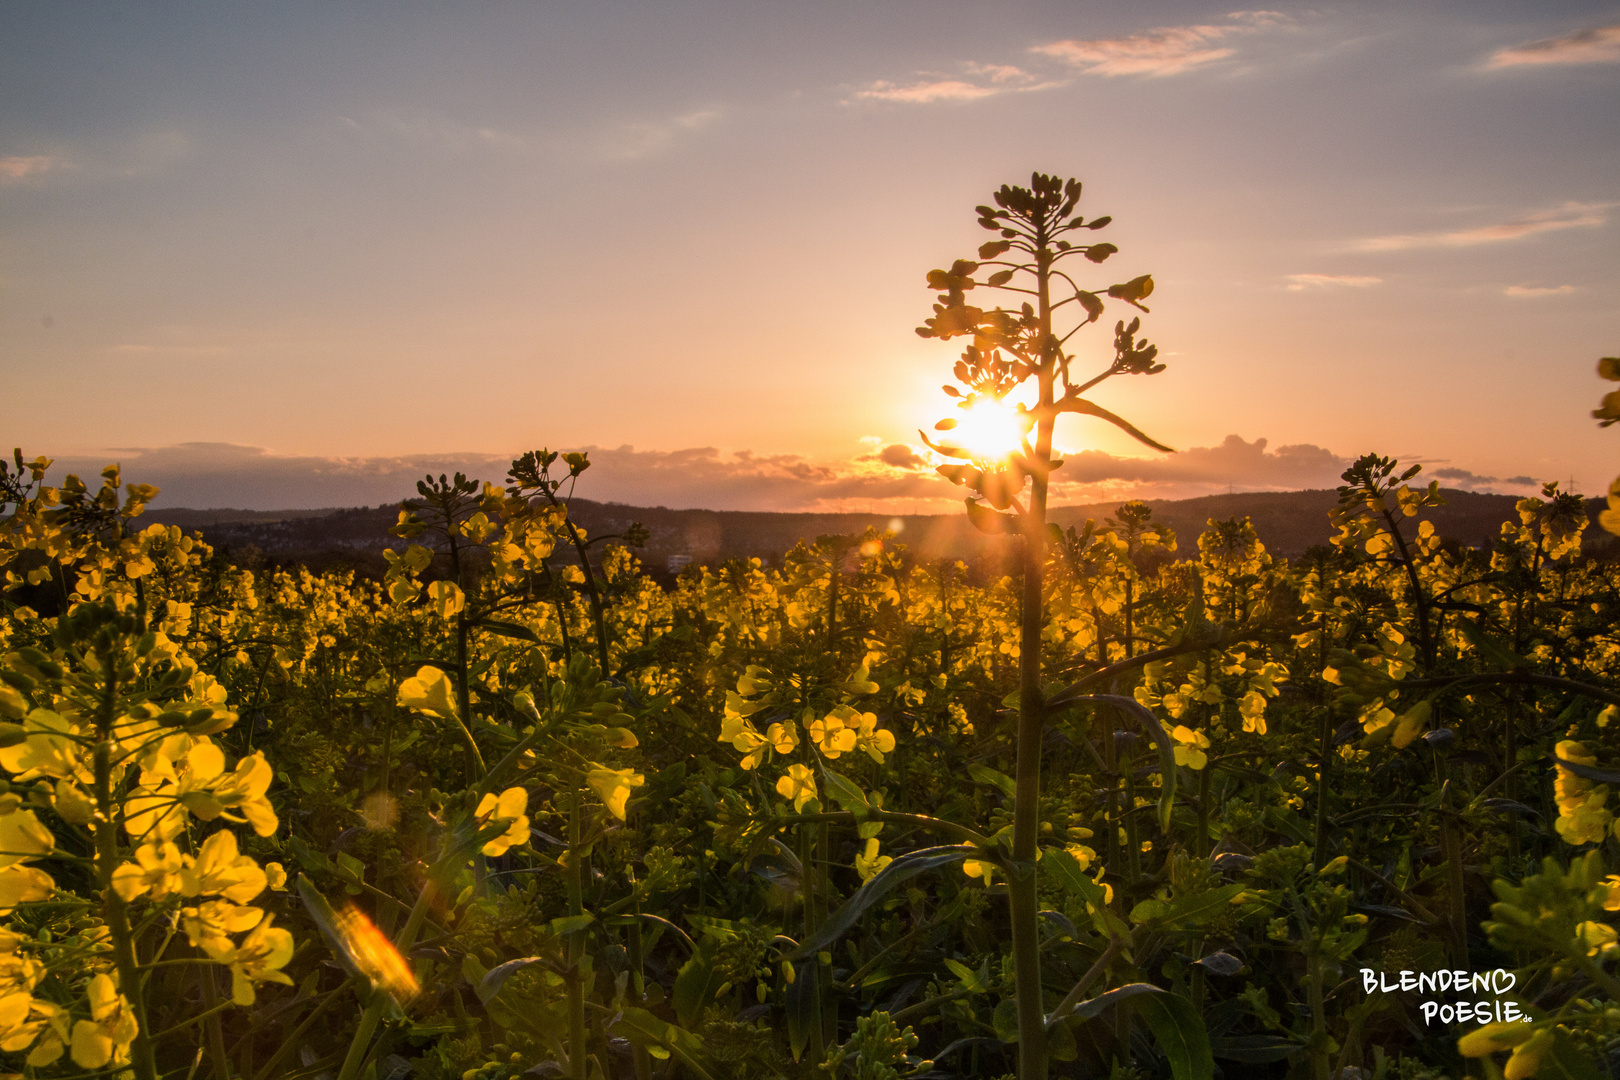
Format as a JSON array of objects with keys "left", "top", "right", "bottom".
[{"left": 2, "top": 1, "right": 1617, "bottom": 512}]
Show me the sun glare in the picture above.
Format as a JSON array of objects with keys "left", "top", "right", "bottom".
[
  {"left": 332, "top": 905, "right": 420, "bottom": 1001},
  {"left": 951, "top": 398, "right": 1028, "bottom": 461}
]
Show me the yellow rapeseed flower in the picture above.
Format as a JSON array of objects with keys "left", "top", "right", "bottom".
[
  {"left": 586, "top": 767, "right": 645, "bottom": 822},
  {"left": 776, "top": 764, "right": 817, "bottom": 813},
  {"left": 474, "top": 787, "right": 530, "bottom": 855}
]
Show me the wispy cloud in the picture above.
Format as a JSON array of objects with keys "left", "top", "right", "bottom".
[
  {"left": 0, "top": 154, "right": 69, "bottom": 183},
  {"left": 852, "top": 12, "right": 1288, "bottom": 105},
  {"left": 1352, "top": 201, "right": 1613, "bottom": 252},
  {"left": 1285, "top": 273, "right": 1382, "bottom": 291},
  {"left": 333, "top": 112, "right": 527, "bottom": 153},
  {"left": 1033, "top": 11, "right": 1288, "bottom": 77},
  {"left": 1485, "top": 24, "right": 1620, "bottom": 68},
  {"left": 596, "top": 109, "right": 720, "bottom": 160},
  {"left": 1504, "top": 283, "right": 1577, "bottom": 297},
  {"left": 853, "top": 64, "right": 1060, "bottom": 104}
]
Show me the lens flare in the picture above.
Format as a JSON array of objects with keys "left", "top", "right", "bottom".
[
  {"left": 332, "top": 905, "right": 419, "bottom": 1001},
  {"left": 951, "top": 398, "right": 1027, "bottom": 461}
]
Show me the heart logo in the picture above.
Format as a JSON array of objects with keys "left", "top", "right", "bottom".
[{"left": 1493, "top": 969, "right": 1516, "bottom": 995}]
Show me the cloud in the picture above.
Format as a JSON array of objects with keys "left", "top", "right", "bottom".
[
  {"left": 0, "top": 154, "right": 69, "bottom": 183},
  {"left": 853, "top": 13, "right": 1288, "bottom": 105},
  {"left": 42, "top": 436, "right": 1539, "bottom": 515},
  {"left": 1485, "top": 24, "right": 1620, "bottom": 68},
  {"left": 853, "top": 65, "right": 1061, "bottom": 105},
  {"left": 1503, "top": 283, "right": 1577, "bottom": 297},
  {"left": 856, "top": 79, "right": 1008, "bottom": 104},
  {"left": 1285, "top": 273, "right": 1382, "bottom": 291},
  {"left": 0, "top": 133, "right": 189, "bottom": 187},
  {"left": 1033, "top": 11, "right": 1287, "bottom": 77},
  {"left": 1051, "top": 435, "right": 1345, "bottom": 493},
  {"left": 1429, "top": 466, "right": 1541, "bottom": 491},
  {"left": 596, "top": 109, "right": 720, "bottom": 160},
  {"left": 1352, "top": 201, "right": 1613, "bottom": 252},
  {"left": 36, "top": 443, "right": 948, "bottom": 514},
  {"left": 31, "top": 435, "right": 1343, "bottom": 515},
  {"left": 876, "top": 444, "right": 928, "bottom": 470},
  {"left": 333, "top": 113, "right": 527, "bottom": 154}
]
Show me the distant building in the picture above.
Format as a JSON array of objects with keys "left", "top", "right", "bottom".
[{"left": 667, "top": 554, "right": 694, "bottom": 573}]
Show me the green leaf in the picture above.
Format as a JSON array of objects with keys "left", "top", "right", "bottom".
[
  {"left": 966, "top": 763, "right": 1016, "bottom": 798},
  {"left": 793, "top": 846, "right": 978, "bottom": 959},
  {"left": 1193, "top": 951, "right": 1244, "bottom": 976},
  {"left": 943, "top": 957, "right": 987, "bottom": 991},
  {"left": 993, "top": 997, "right": 1019, "bottom": 1043},
  {"left": 1064, "top": 401, "right": 1175, "bottom": 455},
  {"left": 286, "top": 835, "right": 333, "bottom": 875},
  {"left": 1041, "top": 849, "right": 1130, "bottom": 938},
  {"left": 480, "top": 619, "right": 541, "bottom": 643},
  {"left": 477, "top": 956, "right": 557, "bottom": 1003},
  {"left": 1541, "top": 1032, "right": 1607, "bottom": 1080},
  {"left": 1039, "top": 848, "right": 1092, "bottom": 896},
  {"left": 1210, "top": 1035, "right": 1302, "bottom": 1064},
  {"left": 1048, "top": 1016, "right": 1078, "bottom": 1060},
  {"left": 1069, "top": 982, "right": 1163, "bottom": 1022},
  {"left": 295, "top": 877, "right": 366, "bottom": 983},
  {"left": 547, "top": 913, "right": 596, "bottom": 936},
  {"left": 987, "top": 269, "right": 1015, "bottom": 286},
  {"left": 610, "top": 1007, "right": 720, "bottom": 1080},
  {"left": 820, "top": 767, "right": 870, "bottom": 817},
  {"left": 672, "top": 942, "right": 720, "bottom": 1028},
  {"left": 1130, "top": 884, "right": 1245, "bottom": 930},
  {"left": 335, "top": 852, "right": 365, "bottom": 884},
  {"left": 1069, "top": 694, "right": 1177, "bottom": 831},
  {"left": 1137, "top": 992, "right": 1214, "bottom": 1080},
  {"left": 1083, "top": 243, "right": 1118, "bottom": 263},
  {"left": 1455, "top": 619, "right": 1529, "bottom": 671},
  {"left": 784, "top": 958, "right": 819, "bottom": 1062}
]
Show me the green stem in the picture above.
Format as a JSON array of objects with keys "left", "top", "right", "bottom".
[
  {"left": 335, "top": 997, "right": 385, "bottom": 1080},
  {"left": 1306, "top": 943, "right": 1330, "bottom": 1080},
  {"left": 1313, "top": 708, "right": 1331, "bottom": 867},
  {"left": 1006, "top": 222, "right": 1056, "bottom": 1080},
  {"left": 93, "top": 680, "right": 158, "bottom": 1080},
  {"left": 1441, "top": 810, "right": 1467, "bottom": 967},
  {"left": 800, "top": 822, "right": 824, "bottom": 1067},
  {"left": 198, "top": 965, "right": 230, "bottom": 1080},
  {"left": 1197, "top": 764, "right": 1213, "bottom": 860},
  {"left": 567, "top": 798, "right": 587, "bottom": 1080}
]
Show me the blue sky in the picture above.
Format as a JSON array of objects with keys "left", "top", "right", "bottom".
[{"left": 3, "top": 2, "right": 1617, "bottom": 510}]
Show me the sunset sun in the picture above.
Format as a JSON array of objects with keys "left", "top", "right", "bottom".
[{"left": 947, "top": 397, "right": 1029, "bottom": 461}]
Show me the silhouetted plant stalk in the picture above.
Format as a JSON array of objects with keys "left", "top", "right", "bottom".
[{"left": 919, "top": 172, "right": 1172, "bottom": 1080}]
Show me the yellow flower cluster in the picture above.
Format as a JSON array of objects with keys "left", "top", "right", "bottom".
[{"left": 1553, "top": 740, "right": 1615, "bottom": 846}]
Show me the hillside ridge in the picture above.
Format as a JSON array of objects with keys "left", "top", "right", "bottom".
[{"left": 142, "top": 487, "right": 1614, "bottom": 573}]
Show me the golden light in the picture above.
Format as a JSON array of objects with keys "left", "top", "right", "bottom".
[
  {"left": 949, "top": 398, "right": 1028, "bottom": 461},
  {"left": 331, "top": 905, "right": 419, "bottom": 1001}
]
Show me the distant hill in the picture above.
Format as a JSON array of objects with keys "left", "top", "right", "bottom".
[{"left": 142, "top": 488, "right": 1616, "bottom": 576}]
